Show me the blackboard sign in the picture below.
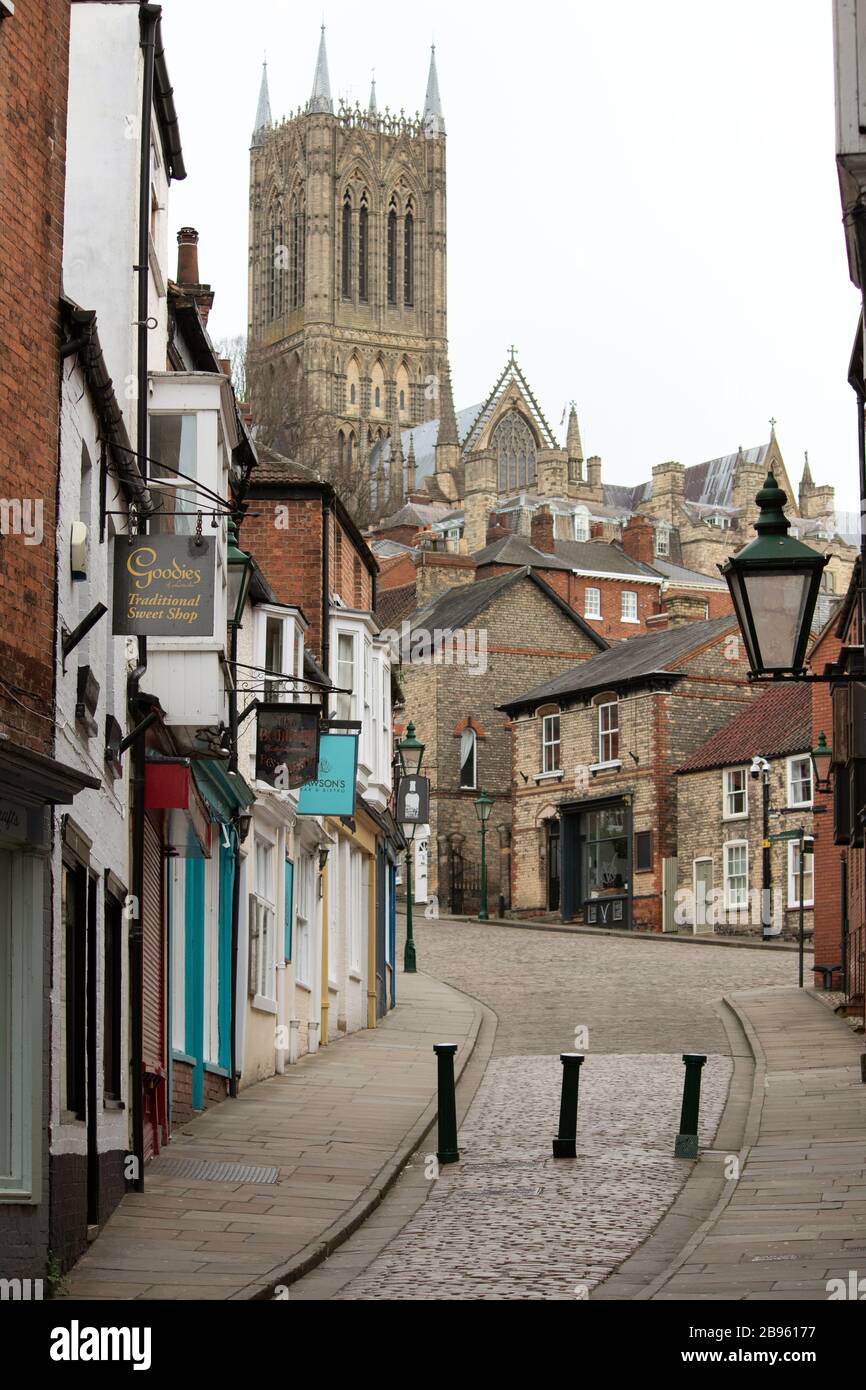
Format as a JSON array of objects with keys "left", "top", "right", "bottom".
[
  {"left": 113, "top": 535, "right": 215, "bottom": 637},
  {"left": 256, "top": 704, "right": 320, "bottom": 790}
]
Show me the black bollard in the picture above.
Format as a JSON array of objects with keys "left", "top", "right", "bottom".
[
  {"left": 552, "top": 1053, "right": 585, "bottom": 1158},
  {"left": 675, "top": 1053, "right": 707, "bottom": 1159},
  {"left": 434, "top": 1043, "right": 460, "bottom": 1164}
]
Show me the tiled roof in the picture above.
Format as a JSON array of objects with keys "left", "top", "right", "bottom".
[
  {"left": 376, "top": 583, "right": 418, "bottom": 629},
  {"left": 248, "top": 443, "right": 318, "bottom": 485},
  {"left": 499, "top": 614, "right": 737, "bottom": 712},
  {"left": 676, "top": 682, "right": 812, "bottom": 774},
  {"left": 406, "top": 566, "right": 607, "bottom": 650}
]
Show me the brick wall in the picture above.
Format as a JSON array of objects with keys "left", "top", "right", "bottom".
[
  {"left": 0, "top": 0, "right": 70, "bottom": 755},
  {"left": 244, "top": 493, "right": 326, "bottom": 657},
  {"left": 400, "top": 573, "right": 600, "bottom": 909},
  {"left": 475, "top": 563, "right": 662, "bottom": 641}
]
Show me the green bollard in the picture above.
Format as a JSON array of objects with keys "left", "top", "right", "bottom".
[
  {"left": 552, "top": 1053, "right": 585, "bottom": 1158},
  {"left": 675, "top": 1053, "right": 707, "bottom": 1159},
  {"left": 434, "top": 1043, "right": 459, "bottom": 1164}
]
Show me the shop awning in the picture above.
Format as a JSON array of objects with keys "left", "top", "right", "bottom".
[
  {"left": 144, "top": 759, "right": 212, "bottom": 858},
  {"left": 192, "top": 760, "right": 256, "bottom": 824}
]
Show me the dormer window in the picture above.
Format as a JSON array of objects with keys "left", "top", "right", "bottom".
[{"left": 655, "top": 525, "right": 670, "bottom": 557}]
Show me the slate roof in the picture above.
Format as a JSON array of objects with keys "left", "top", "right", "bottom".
[
  {"left": 602, "top": 443, "right": 770, "bottom": 513},
  {"left": 406, "top": 566, "right": 608, "bottom": 650},
  {"left": 652, "top": 559, "right": 728, "bottom": 588},
  {"left": 473, "top": 534, "right": 662, "bottom": 579},
  {"left": 676, "top": 683, "right": 812, "bottom": 774},
  {"left": 499, "top": 614, "right": 737, "bottom": 713},
  {"left": 368, "top": 405, "right": 480, "bottom": 487},
  {"left": 374, "top": 500, "right": 454, "bottom": 529},
  {"left": 472, "top": 535, "right": 573, "bottom": 571}
]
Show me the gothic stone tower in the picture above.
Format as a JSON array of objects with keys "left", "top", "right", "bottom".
[{"left": 248, "top": 28, "right": 448, "bottom": 493}]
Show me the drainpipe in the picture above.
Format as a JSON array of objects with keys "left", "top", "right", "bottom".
[
  {"left": 128, "top": 2, "right": 160, "bottom": 1195},
  {"left": 322, "top": 496, "right": 331, "bottom": 693}
]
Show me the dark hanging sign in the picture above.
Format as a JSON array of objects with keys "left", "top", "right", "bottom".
[
  {"left": 112, "top": 535, "right": 216, "bottom": 637},
  {"left": 255, "top": 704, "right": 321, "bottom": 790},
  {"left": 396, "top": 775, "right": 430, "bottom": 826}
]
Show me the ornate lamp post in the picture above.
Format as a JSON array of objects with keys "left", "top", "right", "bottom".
[
  {"left": 811, "top": 731, "right": 833, "bottom": 794},
  {"left": 397, "top": 723, "right": 425, "bottom": 973},
  {"left": 474, "top": 788, "right": 494, "bottom": 921},
  {"left": 720, "top": 471, "right": 828, "bottom": 677}
]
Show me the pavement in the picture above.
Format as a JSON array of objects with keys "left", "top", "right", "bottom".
[
  {"left": 62, "top": 972, "right": 480, "bottom": 1301},
  {"left": 63, "top": 914, "right": 866, "bottom": 1302}
]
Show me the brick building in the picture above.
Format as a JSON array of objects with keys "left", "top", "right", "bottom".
[
  {"left": 501, "top": 615, "right": 756, "bottom": 928},
  {"left": 392, "top": 567, "right": 605, "bottom": 913},
  {"left": 675, "top": 684, "right": 816, "bottom": 941}
]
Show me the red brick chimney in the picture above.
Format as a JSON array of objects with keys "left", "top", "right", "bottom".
[
  {"left": 177, "top": 227, "right": 200, "bottom": 286},
  {"left": 590, "top": 522, "right": 605, "bottom": 540},
  {"left": 622, "top": 514, "right": 655, "bottom": 566},
  {"left": 530, "top": 506, "right": 556, "bottom": 555},
  {"left": 486, "top": 511, "right": 511, "bottom": 545},
  {"left": 176, "top": 226, "right": 214, "bottom": 325}
]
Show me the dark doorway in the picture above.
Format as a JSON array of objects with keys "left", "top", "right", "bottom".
[{"left": 547, "top": 819, "right": 560, "bottom": 912}]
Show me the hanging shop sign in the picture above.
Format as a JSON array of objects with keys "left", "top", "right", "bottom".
[
  {"left": 112, "top": 535, "right": 216, "bottom": 637},
  {"left": 297, "top": 733, "right": 359, "bottom": 816},
  {"left": 256, "top": 704, "right": 321, "bottom": 790},
  {"left": 396, "top": 775, "right": 430, "bottom": 826}
]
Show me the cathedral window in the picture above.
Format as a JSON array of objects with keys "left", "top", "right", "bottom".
[
  {"left": 350, "top": 384, "right": 356, "bottom": 405},
  {"left": 399, "top": 390, "right": 405, "bottom": 411},
  {"left": 403, "top": 208, "right": 414, "bottom": 306},
  {"left": 358, "top": 197, "right": 369, "bottom": 302},
  {"left": 387, "top": 199, "right": 398, "bottom": 305},
  {"left": 375, "top": 387, "right": 381, "bottom": 408},
  {"left": 492, "top": 411, "right": 537, "bottom": 493},
  {"left": 341, "top": 194, "right": 352, "bottom": 299},
  {"left": 268, "top": 206, "right": 284, "bottom": 321},
  {"left": 290, "top": 197, "right": 305, "bottom": 309}
]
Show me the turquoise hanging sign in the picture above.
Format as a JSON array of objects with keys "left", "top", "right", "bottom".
[{"left": 297, "top": 733, "right": 359, "bottom": 816}]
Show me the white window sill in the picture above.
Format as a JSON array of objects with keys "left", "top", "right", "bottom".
[
  {"left": 787, "top": 802, "right": 813, "bottom": 812},
  {"left": 252, "top": 994, "right": 278, "bottom": 1015},
  {"left": 534, "top": 770, "right": 563, "bottom": 784},
  {"left": 295, "top": 980, "right": 312, "bottom": 994},
  {"left": 621, "top": 617, "right": 640, "bottom": 624},
  {"left": 583, "top": 613, "right": 601, "bottom": 622},
  {"left": 590, "top": 760, "right": 622, "bottom": 773},
  {"left": 722, "top": 813, "right": 749, "bottom": 823},
  {"left": 349, "top": 968, "right": 363, "bottom": 982}
]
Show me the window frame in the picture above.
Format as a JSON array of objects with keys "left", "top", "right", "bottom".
[
  {"left": 249, "top": 834, "right": 277, "bottom": 1010},
  {"left": 541, "top": 710, "right": 561, "bottom": 774},
  {"left": 294, "top": 855, "right": 314, "bottom": 990},
  {"left": 723, "top": 766, "right": 749, "bottom": 821},
  {"left": 723, "top": 839, "right": 749, "bottom": 912},
  {"left": 786, "top": 755, "right": 813, "bottom": 809},
  {"left": 584, "top": 586, "right": 602, "bottom": 620},
  {"left": 597, "top": 699, "right": 619, "bottom": 765},
  {"left": 620, "top": 590, "right": 638, "bottom": 623},
  {"left": 459, "top": 727, "right": 477, "bottom": 790},
  {"left": 787, "top": 840, "right": 814, "bottom": 909}
]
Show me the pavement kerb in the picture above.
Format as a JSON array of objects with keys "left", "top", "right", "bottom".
[
  {"left": 433, "top": 911, "right": 808, "bottom": 954},
  {"left": 237, "top": 973, "right": 485, "bottom": 1302},
  {"left": 626, "top": 989, "right": 768, "bottom": 1301}
]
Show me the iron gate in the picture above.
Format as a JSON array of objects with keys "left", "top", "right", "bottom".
[{"left": 450, "top": 849, "right": 481, "bottom": 915}]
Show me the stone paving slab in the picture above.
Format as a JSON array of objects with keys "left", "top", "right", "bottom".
[
  {"left": 63, "top": 971, "right": 480, "bottom": 1301},
  {"left": 601, "top": 987, "right": 866, "bottom": 1302}
]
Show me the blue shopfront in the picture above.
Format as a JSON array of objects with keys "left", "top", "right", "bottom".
[{"left": 167, "top": 761, "right": 255, "bottom": 1125}]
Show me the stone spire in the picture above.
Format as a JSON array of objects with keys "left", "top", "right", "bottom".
[
  {"left": 252, "top": 60, "right": 272, "bottom": 147},
  {"left": 369, "top": 72, "right": 378, "bottom": 114},
  {"left": 566, "top": 403, "right": 583, "bottom": 462},
  {"left": 308, "top": 25, "right": 333, "bottom": 114},
  {"left": 406, "top": 433, "right": 417, "bottom": 493},
  {"left": 423, "top": 44, "right": 444, "bottom": 135},
  {"left": 800, "top": 450, "right": 814, "bottom": 490},
  {"left": 436, "top": 361, "right": 459, "bottom": 448}
]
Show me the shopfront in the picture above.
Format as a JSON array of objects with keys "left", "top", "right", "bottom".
[{"left": 560, "top": 795, "right": 632, "bottom": 928}]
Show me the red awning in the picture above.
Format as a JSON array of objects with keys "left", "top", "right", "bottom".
[{"left": 144, "top": 762, "right": 212, "bottom": 858}]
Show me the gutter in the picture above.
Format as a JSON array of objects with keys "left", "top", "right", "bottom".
[{"left": 152, "top": 10, "right": 186, "bottom": 182}]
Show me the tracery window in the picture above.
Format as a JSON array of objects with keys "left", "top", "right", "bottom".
[
  {"left": 341, "top": 193, "right": 352, "bottom": 299},
  {"left": 358, "top": 195, "right": 369, "bottom": 302},
  {"left": 268, "top": 205, "right": 284, "bottom": 321},
  {"left": 387, "top": 198, "right": 398, "bottom": 305},
  {"left": 403, "top": 207, "right": 414, "bottom": 305},
  {"left": 290, "top": 196, "right": 305, "bottom": 309},
  {"left": 493, "top": 411, "right": 537, "bottom": 491}
]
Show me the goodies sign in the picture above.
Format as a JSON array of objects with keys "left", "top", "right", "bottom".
[
  {"left": 113, "top": 535, "right": 215, "bottom": 637},
  {"left": 256, "top": 704, "right": 320, "bottom": 790}
]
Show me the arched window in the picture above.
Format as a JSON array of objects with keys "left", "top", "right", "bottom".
[
  {"left": 358, "top": 195, "right": 369, "bottom": 302},
  {"left": 337, "top": 431, "right": 345, "bottom": 471},
  {"left": 268, "top": 205, "right": 284, "bottom": 321},
  {"left": 290, "top": 196, "right": 305, "bottom": 308},
  {"left": 387, "top": 197, "right": 398, "bottom": 305},
  {"left": 459, "top": 727, "right": 477, "bottom": 789},
  {"left": 493, "top": 411, "right": 537, "bottom": 491},
  {"left": 403, "top": 207, "right": 414, "bottom": 306},
  {"left": 347, "top": 432, "right": 355, "bottom": 467},
  {"left": 399, "top": 390, "right": 405, "bottom": 410},
  {"left": 341, "top": 193, "right": 352, "bottom": 299},
  {"left": 375, "top": 386, "right": 381, "bottom": 408},
  {"left": 350, "top": 383, "right": 356, "bottom": 405}
]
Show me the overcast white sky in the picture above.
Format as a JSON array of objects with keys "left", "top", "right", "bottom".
[{"left": 163, "top": 0, "right": 862, "bottom": 511}]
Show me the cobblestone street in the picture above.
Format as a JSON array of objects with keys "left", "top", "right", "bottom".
[{"left": 291, "top": 919, "right": 801, "bottom": 1301}]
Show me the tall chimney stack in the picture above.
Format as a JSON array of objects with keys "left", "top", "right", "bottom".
[{"left": 177, "top": 226, "right": 200, "bottom": 286}]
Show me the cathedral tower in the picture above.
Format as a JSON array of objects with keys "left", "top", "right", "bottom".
[{"left": 248, "top": 29, "right": 449, "bottom": 492}]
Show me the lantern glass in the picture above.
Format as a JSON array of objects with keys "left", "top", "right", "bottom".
[
  {"left": 741, "top": 569, "right": 813, "bottom": 673},
  {"left": 474, "top": 789, "right": 494, "bottom": 824},
  {"left": 227, "top": 521, "right": 254, "bottom": 628},
  {"left": 397, "top": 722, "right": 424, "bottom": 777},
  {"left": 811, "top": 732, "right": 833, "bottom": 790}
]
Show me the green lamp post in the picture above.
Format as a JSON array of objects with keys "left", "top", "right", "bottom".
[
  {"left": 397, "top": 722, "right": 425, "bottom": 973},
  {"left": 811, "top": 731, "right": 833, "bottom": 794},
  {"left": 474, "top": 788, "right": 494, "bottom": 921},
  {"left": 719, "top": 471, "right": 828, "bottom": 677}
]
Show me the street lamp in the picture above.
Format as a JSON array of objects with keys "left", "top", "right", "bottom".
[
  {"left": 397, "top": 722, "right": 426, "bottom": 973},
  {"left": 474, "top": 788, "right": 494, "bottom": 922},
  {"left": 720, "top": 471, "right": 828, "bottom": 677},
  {"left": 811, "top": 731, "right": 833, "bottom": 794},
  {"left": 226, "top": 517, "right": 255, "bottom": 629}
]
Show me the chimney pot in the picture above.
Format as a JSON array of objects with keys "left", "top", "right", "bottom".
[{"left": 177, "top": 226, "right": 200, "bottom": 286}]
